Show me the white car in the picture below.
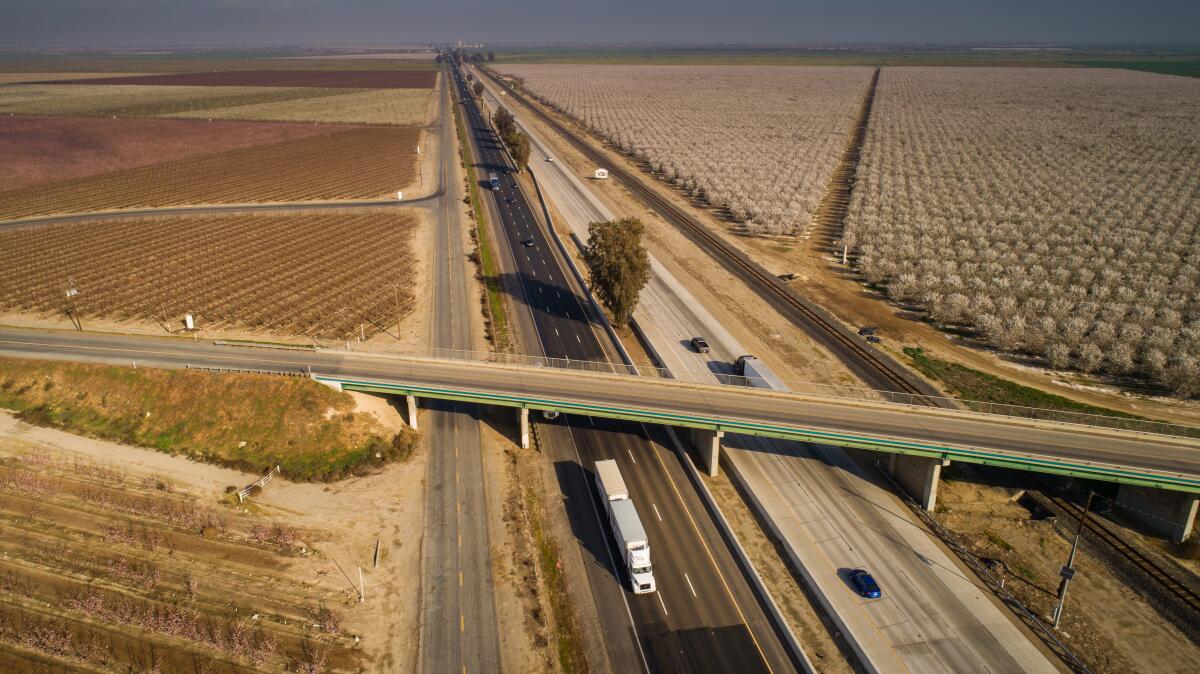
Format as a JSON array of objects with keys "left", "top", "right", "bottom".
[{"left": 545, "top": 156, "right": 555, "bottom": 163}]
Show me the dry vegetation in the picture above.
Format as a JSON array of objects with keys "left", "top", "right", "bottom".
[
  {"left": 497, "top": 64, "right": 871, "bottom": 235},
  {"left": 0, "top": 115, "right": 338, "bottom": 190},
  {"left": 844, "top": 68, "right": 1200, "bottom": 395},
  {"left": 0, "top": 211, "right": 420, "bottom": 341},
  {"left": 0, "top": 453, "right": 357, "bottom": 672},
  {"left": 48, "top": 69, "right": 437, "bottom": 88},
  {"left": 0, "top": 83, "right": 352, "bottom": 117},
  {"left": 0, "top": 126, "right": 419, "bottom": 219},
  {"left": 0, "top": 357, "right": 420, "bottom": 480},
  {"left": 167, "top": 87, "right": 431, "bottom": 126}
]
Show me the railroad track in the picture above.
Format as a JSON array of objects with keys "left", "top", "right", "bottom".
[
  {"left": 482, "top": 67, "right": 942, "bottom": 403},
  {"left": 1034, "top": 481, "right": 1200, "bottom": 616}
]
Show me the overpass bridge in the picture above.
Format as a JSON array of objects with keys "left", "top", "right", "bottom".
[
  {"left": 313, "top": 356, "right": 1200, "bottom": 540},
  {"left": 1, "top": 327, "right": 1196, "bottom": 540}
]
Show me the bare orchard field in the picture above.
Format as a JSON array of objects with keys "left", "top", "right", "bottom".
[
  {"left": 0, "top": 211, "right": 423, "bottom": 342},
  {"left": 0, "top": 71, "right": 149, "bottom": 84},
  {"left": 844, "top": 68, "right": 1200, "bottom": 396},
  {"left": 495, "top": 64, "right": 872, "bottom": 235},
  {"left": 0, "top": 126, "right": 419, "bottom": 220},
  {"left": 0, "top": 115, "right": 340, "bottom": 190},
  {"left": 45, "top": 69, "right": 437, "bottom": 88},
  {"left": 0, "top": 83, "right": 350, "bottom": 117},
  {"left": 0, "top": 83, "right": 432, "bottom": 125},
  {"left": 0, "top": 397, "right": 424, "bottom": 673},
  {"left": 168, "top": 87, "right": 432, "bottom": 126}
]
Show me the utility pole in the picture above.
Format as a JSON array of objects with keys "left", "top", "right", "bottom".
[
  {"left": 1052, "top": 491, "right": 1095, "bottom": 628},
  {"left": 395, "top": 282, "right": 402, "bottom": 340}
]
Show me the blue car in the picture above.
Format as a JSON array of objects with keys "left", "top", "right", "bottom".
[{"left": 849, "top": 569, "right": 882, "bottom": 599}]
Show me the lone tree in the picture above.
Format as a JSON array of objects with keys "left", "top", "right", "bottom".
[
  {"left": 584, "top": 218, "right": 651, "bottom": 326},
  {"left": 493, "top": 108, "right": 515, "bottom": 136},
  {"left": 472, "top": 81, "right": 484, "bottom": 98},
  {"left": 507, "top": 130, "right": 531, "bottom": 171}
]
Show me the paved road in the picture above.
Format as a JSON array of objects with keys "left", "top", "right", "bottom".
[
  {"left": 419, "top": 63, "right": 501, "bottom": 674},
  {"left": 449, "top": 63, "right": 800, "bottom": 673},
  {"left": 468, "top": 68, "right": 1106, "bottom": 672},
  {"left": 2, "top": 330, "right": 1196, "bottom": 487}
]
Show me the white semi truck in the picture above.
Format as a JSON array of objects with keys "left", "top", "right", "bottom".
[
  {"left": 736, "top": 354, "right": 790, "bottom": 392},
  {"left": 594, "top": 460, "right": 656, "bottom": 594}
]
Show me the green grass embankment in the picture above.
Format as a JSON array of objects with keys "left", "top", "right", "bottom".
[
  {"left": 903, "top": 347, "right": 1142, "bottom": 421},
  {"left": 0, "top": 357, "right": 418, "bottom": 481},
  {"left": 452, "top": 84, "right": 511, "bottom": 350}
]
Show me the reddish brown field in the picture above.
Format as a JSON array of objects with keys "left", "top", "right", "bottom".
[
  {"left": 0, "top": 211, "right": 419, "bottom": 340},
  {"left": 44, "top": 69, "right": 437, "bottom": 89},
  {"left": 0, "top": 115, "right": 348, "bottom": 191},
  {"left": 0, "top": 126, "right": 419, "bottom": 219}
]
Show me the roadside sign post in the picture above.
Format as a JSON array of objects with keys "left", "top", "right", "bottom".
[{"left": 1052, "top": 491, "right": 1094, "bottom": 628}]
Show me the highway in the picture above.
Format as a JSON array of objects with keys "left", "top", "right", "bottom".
[
  {"left": 470, "top": 69, "right": 1063, "bottom": 672},
  {"left": 419, "top": 63, "right": 501, "bottom": 674},
  {"left": 449, "top": 61, "right": 801, "bottom": 673}
]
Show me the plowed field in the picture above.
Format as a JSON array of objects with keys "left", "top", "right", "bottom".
[
  {"left": 0, "top": 126, "right": 419, "bottom": 219},
  {"left": 0, "top": 211, "right": 420, "bottom": 341},
  {"left": 0, "top": 115, "right": 343, "bottom": 190},
  {"left": 46, "top": 69, "right": 437, "bottom": 88}
]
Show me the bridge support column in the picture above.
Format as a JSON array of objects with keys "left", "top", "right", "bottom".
[
  {"left": 1116, "top": 485, "right": 1198, "bottom": 543},
  {"left": 405, "top": 395, "right": 418, "bottom": 431},
  {"left": 887, "top": 454, "right": 948, "bottom": 511},
  {"left": 690, "top": 428, "right": 724, "bottom": 477},
  {"left": 519, "top": 408, "right": 530, "bottom": 449}
]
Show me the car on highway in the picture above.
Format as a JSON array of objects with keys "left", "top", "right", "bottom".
[
  {"left": 505, "top": 196, "right": 516, "bottom": 204},
  {"left": 690, "top": 336, "right": 710, "bottom": 353},
  {"left": 546, "top": 156, "right": 556, "bottom": 162},
  {"left": 866, "top": 335, "right": 882, "bottom": 344},
  {"left": 849, "top": 569, "right": 882, "bottom": 598},
  {"left": 521, "top": 237, "right": 535, "bottom": 247}
]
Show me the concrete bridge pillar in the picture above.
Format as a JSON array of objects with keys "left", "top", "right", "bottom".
[
  {"left": 887, "top": 454, "right": 948, "bottom": 511},
  {"left": 519, "top": 408, "right": 530, "bottom": 449},
  {"left": 1116, "top": 485, "right": 1198, "bottom": 543},
  {"left": 690, "top": 428, "right": 724, "bottom": 477},
  {"left": 405, "top": 395, "right": 418, "bottom": 431}
]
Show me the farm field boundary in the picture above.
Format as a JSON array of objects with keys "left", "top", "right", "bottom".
[
  {"left": 42, "top": 69, "right": 438, "bottom": 88},
  {"left": 0, "top": 125, "right": 421, "bottom": 220}
]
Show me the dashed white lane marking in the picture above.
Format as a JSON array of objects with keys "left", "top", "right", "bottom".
[
  {"left": 576, "top": 335, "right": 581, "bottom": 343},
  {"left": 554, "top": 328, "right": 560, "bottom": 337},
  {"left": 657, "top": 593, "right": 669, "bottom": 616},
  {"left": 651, "top": 503, "right": 663, "bottom": 522},
  {"left": 627, "top": 449, "right": 637, "bottom": 464},
  {"left": 684, "top": 573, "right": 698, "bottom": 598}
]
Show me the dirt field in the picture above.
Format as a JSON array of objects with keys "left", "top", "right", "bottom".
[
  {"left": 0, "top": 210, "right": 425, "bottom": 342},
  {"left": 0, "top": 126, "right": 420, "bottom": 220},
  {"left": 0, "top": 83, "right": 357, "bottom": 117},
  {"left": 0, "top": 72, "right": 149, "bottom": 84},
  {"left": 48, "top": 70, "right": 437, "bottom": 88},
  {"left": 167, "top": 87, "right": 432, "bottom": 126},
  {"left": 0, "top": 396, "right": 424, "bottom": 673},
  {"left": 936, "top": 474, "right": 1200, "bottom": 674},
  {"left": 0, "top": 115, "right": 342, "bottom": 190},
  {"left": 0, "top": 390, "right": 425, "bottom": 673}
]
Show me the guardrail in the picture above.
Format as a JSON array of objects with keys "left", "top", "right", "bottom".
[{"left": 339, "top": 347, "right": 1200, "bottom": 441}]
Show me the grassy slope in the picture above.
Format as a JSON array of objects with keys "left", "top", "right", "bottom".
[
  {"left": 0, "top": 357, "right": 418, "bottom": 480},
  {"left": 902, "top": 347, "right": 1141, "bottom": 420}
]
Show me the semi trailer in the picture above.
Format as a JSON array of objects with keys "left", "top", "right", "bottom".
[{"left": 594, "top": 460, "right": 656, "bottom": 594}]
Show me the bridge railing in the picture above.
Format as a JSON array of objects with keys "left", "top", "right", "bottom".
[{"left": 314, "top": 344, "right": 1200, "bottom": 440}]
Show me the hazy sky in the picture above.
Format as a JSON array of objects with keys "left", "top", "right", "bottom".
[{"left": 1, "top": 0, "right": 1196, "bottom": 48}]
